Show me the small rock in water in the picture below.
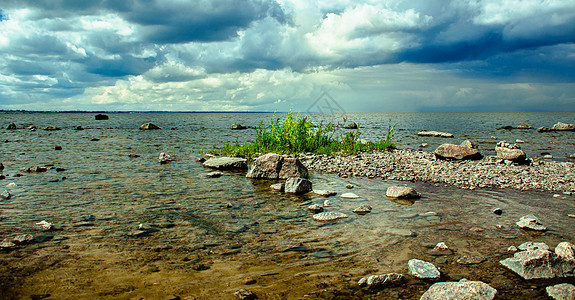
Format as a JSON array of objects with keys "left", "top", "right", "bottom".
[
  {"left": 234, "top": 288, "right": 256, "bottom": 300},
  {"left": 492, "top": 208, "right": 503, "bottom": 215},
  {"left": 340, "top": 192, "right": 359, "bottom": 199},
  {"left": 386, "top": 186, "right": 421, "bottom": 199},
  {"left": 546, "top": 283, "right": 575, "bottom": 300},
  {"left": 323, "top": 200, "right": 332, "bottom": 207},
  {"left": 518, "top": 241, "right": 549, "bottom": 251},
  {"left": 54, "top": 145, "right": 62, "bottom": 150},
  {"left": 420, "top": 279, "right": 497, "bottom": 300},
  {"left": 312, "top": 212, "right": 348, "bottom": 222},
  {"left": 0, "top": 239, "right": 16, "bottom": 249},
  {"left": 158, "top": 152, "right": 172, "bottom": 164},
  {"left": 516, "top": 214, "right": 547, "bottom": 231},
  {"left": 507, "top": 246, "right": 518, "bottom": 253},
  {"left": 456, "top": 255, "right": 486, "bottom": 265},
  {"left": 12, "top": 234, "right": 34, "bottom": 245},
  {"left": 408, "top": 259, "right": 440, "bottom": 279},
  {"left": 312, "top": 190, "right": 336, "bottom": 197},
  {"left": 345, "top": 184, "right": 354, "bottom": 189},
  {"left": 206, "top": 171, "right": 223, "bottom": 178},
  {"left": 270, "top": 183, "right": 284, "bottom": 191},
  {"left": 0, "top": 189, "right": 11, "bottom": 200},
  {"left": 308, "top": 204, "right": 323, "bottom": 213},
  {"left": 204, "top": 157, "right": 248, "bottom": 170},
  {"left": 230, "top": 124, "right": 247, "bottom": 130},
  {"left": 140, "top": 122, "right": 160, "bottom": 130},
  {"left": 284, "top": 177, "right": 312, "bottom": 194},
  {"left": 358, "top": 273, "right": 405, "bottom": 288},
  {"left": 429, "top": 242, "right": 452, "bottom": 255},
  {"left": 352, "top": 204, "right": 372, "bottom": 215},
  {"left": 35, "top": 220, "right": 52, "bottom": 231}
]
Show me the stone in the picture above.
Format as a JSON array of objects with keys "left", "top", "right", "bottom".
[
  {"left": 270, "top": 183, "right": 284, "bottom": 191},
  {"left": 54, "top": 146, "right": 62, "bottom": 150},
  {"left": 555, "top": 242, "right": 575, "bottom": 260},
  {"left": 206, "top": 171, "right": 223, "bottom": 178},
  {"left": 386, "top": 186, "right": 421, "bottom": 199},
  {"left": 36, "top": 220, "right": 52, "bottom": 231},
  {"left": 94, "top": 114, "right": 109, "bottom": 120},
  {"left": 493, "top": 208, "right": 503, "bottom": 215},
  {"left": 408, "top": 259, "right": 440, "bottom": 279},
  {"left": 352, "top": 204, "right": 372, "bottom": 215},
  {"left": 457, "top": 255, "right": 486, "bottom": 265},
  {"left": 22, "top": 166, "right": 48, "bottom": 173},
  {"left": 344, "top": 122, "right": 358, "bottom": 129},
  {"left": 12, "top": 234, "right": 34, "bottom": 245},
  {"left": 429, "top": 242, "right": 452, "bottom": 255},
  {"left": 518, "top": 242, "right": 549, "bottom": 251},
  {"left": 546, "top": 283, "right": 575, "bottom": 300},
  {"left": 500, "top": 249, "right": 557, "bottom": 279},
  {"left": 507, "top": 246, "right": 518, "bottom": 253},
  {"left": 420, "top": 279, "right": 497, "bottom": 300},
  {"left": 496, "top": 141, "right": 527, "bottom": 162},
  {"left": 73, "top": 125, "right": 84, "bottom": 130},
  {"left": 0, "top": 239, "right": 16, "bottom": 249},
  {"left": 246, "top": 153, "right": 308, "bottom": 179},
  {"left": 308, "top": 204, "right": 323, "bottom": 213},
  {"left": 552, "top": 122, "right": 575, "bottom": 131},
  {"left": 418, "top": 130, "right": 454, "bottom": 138},
  {"left": 158, "top": 152, "right": 172, "bottom": 164},
  {"left": 434, "top": 143, "right": 482, "bottom": 160},
  {"left": 43, "top": 126, "right": 61, "bottom": 131},
  {"left": 538, "top": 127, "right": 552, "bottom": 132},
  {"left": 203, "top": 157, "right": 248, "bottom": 170},
  {"left": 460, "top": 140, "right": 479, "bottom": 149},
  {"left": 6, "top": 122, "right": 17, "bottom": 130},
  {"left": 230, "top": 124, "right": 248, "bottom": 130},
  {"left": 139, "top": 123, "right": 160, "bottom": 130},
  {"left": 516, "top": 214, "right": 547, "bottom": 231},
  {"left": 517, "top": 122, "right": 533, "bottom": 129},
  {"left": 312, "top": 190, "right": 336, "bottom": 197},
  {"left": 312, "top": 212, "right": 348, "bottom": 222},
  {"left": 1, "top": 189, "right": 11, "bottom": 200},
  {"left": 284, "top": 177, "right": 312, "bottom": 194},
  {"left": 345, "top": 184, "right": 354, "bottom": 189},
  {"left": 340, "top": 192, "right": 359, "bottom": 199},
  {"left": 358, "top": 273, "right": 404, "bottom": 288},
  {"left": 234, "top": 288, "right": 256, "bottom": 300}
]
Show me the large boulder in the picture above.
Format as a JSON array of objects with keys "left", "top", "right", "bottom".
[
  {"left": 418, "top": 130, "right": 454, "bottom": 138},
  {"left": 420, "top": 279, "right": 497, "bottom": 300},
  {"left": 434, "top": 143, "right": 482, "bottom": 160},
  {"left": 246, "top": 153, "right": 308, "bottom": 179},
  {"left": 203, "top": 157, "right": 247, "bottom": 170},
  {"left": 284, "top": 177, "right": 312, "bottom": 194},
  {"left": 495, "top": 141, "right": 526, "bottom": 163},
  {"left": 140, "top": 123, "right": 160, "bottom": 130},
  {"left": 552, "top": 122, "right": 575, "bottom": 131},
  {"left": 386, "top": 186, "right": 421, "bottom": 199}
]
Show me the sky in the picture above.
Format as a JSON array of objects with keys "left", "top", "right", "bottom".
[{"left": 0, "top": 0, "right": 574, "bottom": 112}]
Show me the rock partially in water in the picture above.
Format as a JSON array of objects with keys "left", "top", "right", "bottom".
[
  {"left": 35, "top": 220, "right": 52, "bottom": 231},
  {"left": 408, "top": 259, "right": 440, "bottom": 279},
  {"left": 496, "top": 141, "right": 527, "bottom": 163},
  {"left": 552, "top": 122, "right": 575, "bottom": 131},
  {"left": 12, "top": 234, "right": 34, "bottom": 245},
  {"left": 358, "top": 273, "right": 405, "bottom": 288},
  {"left": 284, "top": 177, "right": 312, "bottom": 194},
  {"left": 434, "top": 143, "right": 482, "bottom": 160},
  {"left": 546, "top": 283, "right": 575, "bottom": 300},
  {"left": 499, "top": 243, "right": 575, "bottom": 280},
  {"left": 312, "top": 190, "right": 336, "bottom": 197},
  {"left": 312, "top": 212, "right": 348, "bottom": 222},
  {"left": 516, "top": 214, "right": 547, "bottom": 231},
  {"left": 457, "top": 255, "right": 486, "bottom": 265},
  {"left": 6, "top": 122, "right": 17, "bottom": 130},
  {"left": 538, "top": 126, "right": 553, "bottom": 132},
  {"left": 246, "top": 153, "right": 308, "bottom": 179},
  {"left": 460, "top": 140, "right": 479, "bottom": 149},
  {"left": 158, "top": 152, "right": 173, "bottom": 164},
  {"left": 555, "top": 242, "right": 575, "bottom": 260},
  {"left": 492, "top": 208, "right": 503, "bottom": 215},
  {"left": 234, "top": 288, "right": 256, "bottom": 300},
  {"left": 1, "top": 189, "right": 11, "bottom": 200},
  {"left": 340, "top": 192, "right": 359, "bottom": 199},
  {"left": 230, "top": 124, "right": 248, "bottom": 130},
  {"left": 0, "top": 239, "right": 16, "bottom": 249},
  {"left": 94, "top": 114, "right": 109, "bottom": 120},
  {"left": 516, "top": 122, "right": 533, "bottom": 129},
  {"left": 21, "top": 166, "right": 48, "bottom": 173},
  {"left": 308, "top": 204, "right": 323, "bottom": 213},
  {"left": 139, "top": 123, "right": 160, "bottom": 130},
  {"left": 352, "top": 204, "right": 372, "bottom": 215},
  {"left": 43, "top": 126, "right": 61, "bottom": 131},
  {"left": 74, "top": 125, "right": 84, "bottom": 130},
  {"left": 206, "top": 171, "right": 223, "bottom": 178},
  {"left": 203, "top": 157, "right": 248, "bottom": 170},
  {"left": 344, "top": 122, "right": 358, "bottom": 129},
  {"left": 386, "top": 186, "right": 420, "bottom": 199},
  {"left": 418, "top": 130, "right": 453, "bottom": 138},
  {"left": 420, "top": 279, "right": 497, "bottom": 300},
  {"left": 518, "top": 241, "right": 550, "bottom": 251},
  {"left": 270, "top": 183, "right": 284, "bottom": 191},
  {"left": 429, "top": 242, "right": 452, "bottom": 256}
]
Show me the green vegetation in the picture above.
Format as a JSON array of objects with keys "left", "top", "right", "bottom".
[{"left": 220, "top": 110, "right": 396, "bottom": 158}]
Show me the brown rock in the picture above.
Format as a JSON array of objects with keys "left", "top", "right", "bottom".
[
  {"left": 434, "top": 144, "right": 482, "bottom": 160},
  {"left": 246, "top": 153, "right": 308, "bottom": 179},
  {"left": 386, "top": 186, "right": 421, "bottom": 199}
]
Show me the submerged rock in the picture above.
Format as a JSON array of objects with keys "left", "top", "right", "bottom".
[
  {"left": 203, "top": 157, "right": 248, "bottom": 170},
  {"left": 312, "top": 190, "right": 336, "bottom": 197},
  {"left": 516, "top": 214, "right": 547, "bottom": 231},
  {"left": 246, "top": 153, "right": 308, "bottom": 179},
  {"left": 206, "top": 171, "right": 223, "bottom": 178},
  {"left": 94, "top": 114, "right": 109, "bottom": 120},
  {"left": 312, "top": 212, "right": 348, "bottom": 222},
  {"left": 434, "top": 143, "right": 482, "bottom": 160},
  {"left": 352, "top": 204, "right": 372, "bottom": 215},
  {"left": 358, "top": 273, "right": 404, "bottom": 288},
  {"left": 418, "top": 130, "right": 453, "bottom": 138},
  {"left": 139, "top": 123, "right": 160, "bottom": 130},
  {"left": 546, "top": 283, "right": 575, "bottom": 300},
  {"left": 284, "top": 177, "right": 312, "bottom": 194},
  {"left": 408, "top": 259, "right": 440, "bottom": 279},
  {"left": 420, "top": 279, "right": 497, "bottom": 300},
  {"left": 386, "top": 186, "right": 421, "bottom": 199}
]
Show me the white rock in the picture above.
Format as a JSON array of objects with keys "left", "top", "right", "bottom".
[{"left": 340, "top": 192, "right": 359, "bottom": 199}]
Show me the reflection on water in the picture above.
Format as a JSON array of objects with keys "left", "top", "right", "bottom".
[{"left": 0, "top": 112, "right": 574, "bottom": 299}]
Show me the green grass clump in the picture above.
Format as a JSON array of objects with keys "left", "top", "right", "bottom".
[{"left": 219, "top": 110, "right": 396, "bottom": 158}]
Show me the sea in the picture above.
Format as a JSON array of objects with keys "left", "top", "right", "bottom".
[{"left": 0, "top": 111, "right": 574, "bottom": 299}]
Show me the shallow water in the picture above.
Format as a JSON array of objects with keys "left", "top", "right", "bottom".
[{"left": 1, "top": 112, "right": 575, "bottom": 299}]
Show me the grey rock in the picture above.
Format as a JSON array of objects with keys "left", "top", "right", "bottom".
[
  {"left": 546, "top": 283, "right": 575, "bottom": 300},
  {"left": 312, "top": 190, "right": 336, "bottom": 197},
  {"left": 385, "top": 228, "right": 415, "bottom": 237},
  {"left": 496, "top": 141, "right": 527, "bottom": 162},
  {"left": 461, "top": 140, "right": 479, "bottom": 149},
  {"left": 418, "top": 130, "right": 454, "bottom": 138},
  {"left": 0, "top": 189, "right": 11, "bottom": 200},
  {"left": 43, "top": 126, "right": 61, "bottom": 131},
  {"left": 158, "top": 152, "right": 172, "bottom": 164},
  {"left": 517, "top": 122, "right": 533, "bottom": 129},
  {"left": 538, "top": 126, "right": 552, "bottom": 132},
  {"left": 312, "top": 212, "right": 348, "bottom": 222},
  {"left": 203, "top": 157, "right": 248, "bottom": 170},
  {"left": 516, "top": 214, "right": 547, "bottom": 231},
  {"left": 552, "top": 122, "right": 575, "bottom": 131},
  {"left": 340, "top": 192, "right": 359, "bottom": 199},
  {"left": 555, "top": 242, "right": 575, "bottom": 260},
  {"left": 434, "top": 143, "right": 482, "bottom": 160},
  {"left": 500, "top": 250, "right": 557, "bottom": 279},
  {"left": 270, "top": 183, "right": 284, "bottom": 191},
  {"left": 12, "top": 234, "right": 34, "bottom": 245},
  {"left": 140, "top": 123, "right": 160, "bottom": 130},
  {"left": 408, "top": 259, "right": 440, "bottom": 279},
  {"left": 308, "top": 204, "right": 323, "bottom": 213},
  {"left": 518, "top": 241, "right": 549, "bottom": 251},
  {"left": 284, "top": 177, "right": 312, "bottom": 194},
  {"left": 386, "top": 186, "right": 420, "bottom": 199},
  {"left": 246, "top": 153, "right": 308, "bottom": 179},
  {"left": 352, "top": 204, "right": 372, "bottom": 215},
  {"left": 358, "top": 273, "right": 404, "bottom": 288},
  {"left": 420, "top": 279, "right": 497, "bottom": 300},
  {"left": 0, "top": 238, "right": 16, "bottom": 249}
]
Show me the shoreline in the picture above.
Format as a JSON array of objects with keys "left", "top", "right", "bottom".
[{"left": 300, "top": 149, "right": 575, "bottom": 193}]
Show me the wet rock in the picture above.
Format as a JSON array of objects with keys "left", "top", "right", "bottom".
[
  {"left": 386, "top": 186, "right": 420, "bottom": 199},
  {"left": 537, "top": 126, "right": 552, "bottom": 132},
  {"left": 308, "top": 204, "right": 323, "bottom": 213},
  {"left": 43, "top": 126, "right": 61, "bottom": 131},
  {"left": 385, "top": 228, "right": 415, "bottom": 237},
  {"left": 203, "top": 157, "right": 248, "bottom": 170},
  {"left": 312, "top": 190, "right": 336, "bottom": 197},
  {"left": 22, "top": 166, "right": 48, "bottom": 173},
  {"left": 139, "top": 123, "right": 160, "bottom": 130},
  {"left": 158, "top": 152, "right": 172, "bottom": 164},
  {"left": 284, "top": 177, "right": 312, "bottom": 194},
  {"left": 408, "top": 259, "right": 440, "bottom": 279},
  {"left": 492, "top": 208, "right": 503, "bottom": 215},
  {"left": 128, "top": 154, "right": 140, "bottom": 158},
  {"left": 497, "top": 125, "right": 514, "bottom": 130},
  {"left": 1, "top": 189, "right": 11, "bottom": 200},
  {"left": 460, "top": 140, "right": 479, "bottom": 149},
  {"left": 499, "top": 244, "right": 575, "bottom": 280},
  {"left": 234, "top": 288, "right": 256, "bottom": 300},
  {"left": 418, "top": 130, "right": 453, "bottom": 138},
  {"left": 246, "top": 153, "right": 308, "bottom": 179},
  {"left": 312, "top": 212, "right": 348, "bottom": 222},
  {"left": 352, "top": 204, "right": 372, "bottom": 215},
  {"left": 345, "top": 184, "right": 354, "bottom": 189},
  {"left": 546, "top": 283, "right": 575, "bottom": 300},
  {"left": 456, "top": 255, "right": 486, "bottom": 265},
  {"left": 429, "top": 242, "right": 452, "bottom": 256},
  {"left": 517, "top": 122, "right": 533, "bottom": 129},
  {"left": 516, "top": 214, "right": 547, "bottom": 231},
  {"left": 507, "top": 246, "right": 518, "bottom": 253},
  {"left": 420, "top": 279, "right": 497, "bottom": 300},
  {"left": 0, "top": 239, "right": 16, "bottom": 249},
  {"left": 12, "top": 234, "right": 34, "bottom": 245},
  {"left": 434, "top": 143, "right": 482, "bottom": 160},
  {"left": 6, "top": 122, "right": 17, "bottom": 130},
  {"left": 358, "top": 273, "right": 404, "bottom": 288},
  {"left": 340, "top": 192, "right": 359, "bottom": 199},
  {"left": 36, "top": 220, "right": 52, "bottom": 231},
  {"left": 206, "top": 171, "right": 223, "bottom": 178},
  {"left": 555, "top": 242, "right": 575, "bottom": 260},
  {"left": 552, "top": 122, "right": 575, "bottom": 131},
  {"left": 496, "top": 141, "right": 527, "bottom": 163},
  {"left": 54, "top": 145, "right": 62, "bottom": 150},
  {"left": 26, "top": 125, "right": 37, "bottom": 131},
  {"left": 270, "top": 183, "right": 284, "bottom": 191},
  {"left": 73, "top": 125, "right": 84, "bottom": 130},
  {"left": 518, "top": 241, "right": 549, "bottom": 251},
  {"left": 94, "top": 114, "right": 109, "bottom": 120},
  {"left": 0, "top": 162, "right": 3, "bottom": 170},
  {"left": 344, "top": 122, "right": 358, "bottom": 129},
  {"left": 230, "top": 124, "right": 247, "bottom": 130}
]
